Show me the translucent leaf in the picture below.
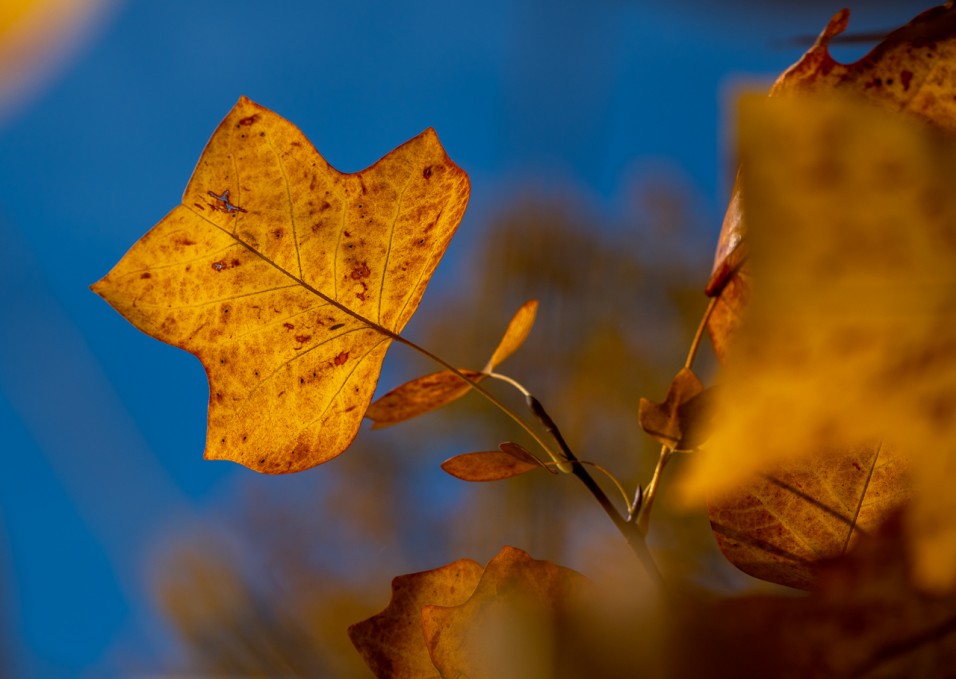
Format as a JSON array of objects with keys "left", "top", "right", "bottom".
[{"left": 92, "top": 97, "right": 470, "bottom": 473}]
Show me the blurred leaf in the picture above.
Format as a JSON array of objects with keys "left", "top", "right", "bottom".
[
  {"left": 707, "top": 3, "right": 956, "bottom": 356},
  {"left": 700, "top": 4, "right": 956, "bottom": 590},
  {"left": 350, "top": 547, "right": 587, "bottom": 679},
  {"left": 421, "top": 547, "right": 589, "bottom": 679},
  {"left": 348, "top": 559, "right": 484, "bottom": 679},
  {"left": 365, "top": 300, "right": 538, "bottom": 428},
  {"left": 92, "top": 96, "right": 469, "bottom": 473},
  {"left": 440, "top": 442, "right": 548, "bottom": 482},
  {"left": 688, "top": 94, "right": 956, "bottom": 591},
  {"left": 679, "top": 513, "right": 956, "bottom": 678},
  {"left": 637, "top": 367, "right": 711, "bottom": 451}
]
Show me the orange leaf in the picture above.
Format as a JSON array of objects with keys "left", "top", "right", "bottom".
[
  {"left": 92, "top": 97, "right": 470, "bottom": 473},
  {"left": 348, "top": 559, "right": 484, "bottom": 679},
  {"left": 707, "top": 4, "right": 956, "bottom": 353},
  {"left": 421, "top": 546, "right": 589, "bottom": 679},
  {"left": 699, "top": 5, "right": 956, "bottom": 589},
  {"left": 364, "top": 300, "right": 538, "bottom": 427},
  {"left": 485, "top": 299, "right": 538, "bottom": 371},
  {"left": 440, "top": 442, "right": 546, "bottom": 482},
  {"left": 708, "top": 443, "right": 910, "bottom": 590},
  {"left": 364, "top": 369, "right": 484, "bottom": 429},
  {"left": 680, "top": 513, "right": 956, "bottom": 678}
]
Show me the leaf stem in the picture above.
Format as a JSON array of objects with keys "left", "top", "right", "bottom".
[
  {"left": 635, "top": 445, "right": 672, "bottom": 534},
  {"left": 637, "top": 296, "right": 719, "bottom": 534},
  {"left": 684, "top": 296, "right": 718, "bottom": 370},
  {"left": 386, "top": 334, "right": 571, "bottom": 471},
  {"left": 396, "top": 343, "right": 663, "bottom": 586}
]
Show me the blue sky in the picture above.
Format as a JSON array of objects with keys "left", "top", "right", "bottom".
[{"left": 0, "top": 0, "right": 931, "bottom": 675}]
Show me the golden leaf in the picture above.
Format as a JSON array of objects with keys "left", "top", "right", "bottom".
[
  {"left": 93, "top": 97, "right": 470, "bottom": 473},
  {"left": 687, "top": 94, "right": 956, "bottom": 591}
]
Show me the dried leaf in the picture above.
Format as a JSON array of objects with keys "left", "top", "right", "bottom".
[
  {"left": 348, "top": 559, "right": 484, "bottom": 679},
  {"left": 93, "top": 97, "right": 470, "bottom": 473},
  {"left": 679, "top": 513, "right": 956, "bottom": 678},
  {"left": 688, "top": 94, "right": 956, "bottom": 591},
  {"left": 364, "top": 369, "right": 484, "bottom": 429},
  {"left": 709, "top": 442, "right": 910, "bottom": 589},
  {"left": 421, "top": 546, "right": 589, "bottom": 679},
  {"left": 365, "top": 300, "right": 538, "bottom": 427},
  {"left": 637, "top": 367, "right": 708, "bottom": 450},
  {"left": 440, "top": 442, "right": 545, "bottom": 482}
]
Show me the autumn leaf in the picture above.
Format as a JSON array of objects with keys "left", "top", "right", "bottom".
[
  {"left": 422, "top": 547, "right": 589, "bottom": 679},
  {"left": 687, "top": 94, "right": 956, "bottom": 591},
  {"left": 348, "top": 559, "right": 484, "bottom": 679},
  {"left": 365, "top": 299, "right": 538, "bottom": 428},
  {"left": 700, "top": 4, "right": 956, "bottom": 590},
  {"left": 638, "top": 367, "right": 713, "bottom": 451},
  {"left": 350, "top": 547, "right": 589, "bottom": 679},
  {"left": 678, "top": 512, "right": 956, "bottom": 678},
  {"left": 708, "top": 442, "right": 910, "bottom": 590},
  {"left": 92, "top": 97, "right": 470, "bottom": 473},
  {"left": 440, "top": 441, "right": 550, "bottom": 482},
  {"left": 707, "top": 3, "right": 956, "bottom": 357}
]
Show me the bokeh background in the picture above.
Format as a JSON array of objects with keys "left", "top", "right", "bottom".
[{"left": 0, "top": 0, "right": 931, "bottom": 675}]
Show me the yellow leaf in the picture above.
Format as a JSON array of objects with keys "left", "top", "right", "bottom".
[
  {"left": 685, "top": 93, "right": 956, "bottom": 592},
  {"left": 92, "top": 97, "right": 470, "bottom": 473},
  {"left": 364, "top": 300, "right": 538, "bottom": 427},
  {"left": 348, "top": 559, "right": 484, "bottom": 679},
  {"left": 485, "top": 299, "right": 538, "bottom": 371}
]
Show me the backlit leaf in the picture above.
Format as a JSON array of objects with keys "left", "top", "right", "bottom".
[
  {"left": 707, "top": 3, "right": 956, "bottom": 356},
  {"left": 365, "top": 300, "right": 538, "bottom": 427},
  {"left": 92, "top": 97, "right": 470, "bottom": 473},
  {"left": 701, "top": 4, "right": 956, "bottom": 590},
  {"left": 688, "top": 94, "right": 956, "bottom": 591},
  {"left": 348, "top": 559, "right": 484, "bottom": 679},
  {"left": 440, "top": 442, "right": 546, "bottom": 482},
  {"left": 485, "top": 299, "right": 538, "bottom": 370}
]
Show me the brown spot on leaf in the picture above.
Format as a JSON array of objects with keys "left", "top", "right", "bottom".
[
  {"left": 212, "top": 260, "right": 226, "bottom": 271},
  {"left": 140, "top": 272, "right": 152, "bottom": 279},
  {"left": 351, "top": 262, "right": 371, "bottom": 279},
  {"left": 176, "top": 236, "right": 197, "bottom": 246},
  {"left": 193, "top": 203, "right": 205, "bottom": 210},
  {"left": 238, "top": 114, "right": 260, "bottom": 126},
  {"left": 294, "top": 334, "right": 312, "bottom": 344},
  {"left": 901, "top": 69, "right": 914, "bottom": 91},
  {"left": 334, "top": 352, "right": 349, "bottom": 366},
  {"left": 423, "top": 165, "right": 433, "bottom": 179},
  {"left": 329, "top": 323, "right": 345, "bottom": 331},
  {"left": 283, "top": 322, "right": 295, "bottom": 330}
]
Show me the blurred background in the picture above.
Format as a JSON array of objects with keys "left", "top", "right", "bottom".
[{"left": 0, "top": 0, "right": 933, "bottom": 675}]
